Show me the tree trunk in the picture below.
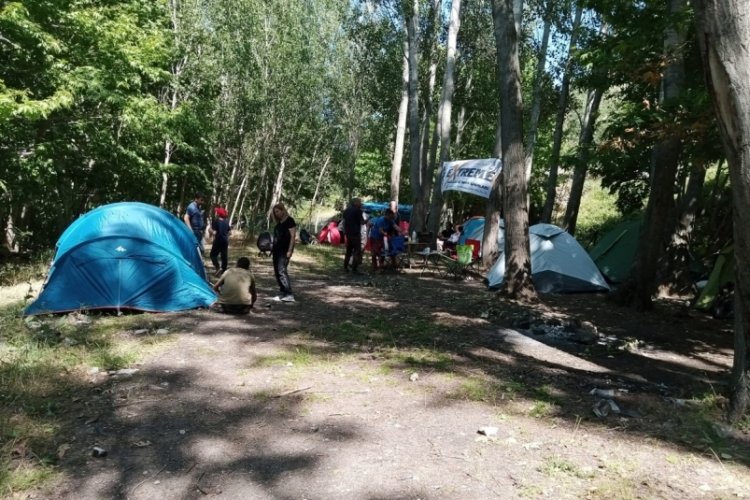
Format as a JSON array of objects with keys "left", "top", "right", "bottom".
[
  {"left": 482, "top": 7, "right": 509, "bottom": 270},
  {"left": 407, "top": 0, "right": 426, "bottom": 232},
  {"left": 691, "top": 0, "right": 750, "bottom": 423},
  {"left": 427, "top": 0, "right": 462, "bottom": 243},
  {"left": 454, "top": 73, "right": 471, "bottom": 151},
  {"left": 563, "top": 87, "right": 605, "bottom": 235},
  {"left": 541, "top": 2, "right": 583, "bottom": 223},
  {"left": 492, "top": 0, "right": 535, "bottom": 301},
  {"left": 524, "top": 0, "right": 552, "bottom": 180},
  {"left": 267, "top": 148, "right": 288, "bottom": 220},
  {"left": 614, "top": 0, "right": 686, "bottom": 310},
  {"left": 229, "top": 172, "right": 247, "bottom": 228},
  {"left": 657, "top": 160, "right": 707, "bottom": 296},
  {"left": 307, "top": 155, "right": 331, "bottom": 225},
  {"left": 391, "top": 32, "right": 410, "bottom": 204},
  {"left": 417, "top": 0, "right": 442, "bottom": 225}
]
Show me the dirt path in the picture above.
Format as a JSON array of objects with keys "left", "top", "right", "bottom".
[{"left": 43, "top": 247, "right": 750, "bottom": 499}]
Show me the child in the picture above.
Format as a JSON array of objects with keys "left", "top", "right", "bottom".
[{"left": 210, "top": 207, "right": 231, "bottom": 276}]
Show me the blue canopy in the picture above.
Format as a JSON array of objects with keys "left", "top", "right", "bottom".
[
  {"left": 361, "top": 201, "right": 412, "bottom": 221},
  {"left": 25, "top": 202, "right": 216, "bottom": 315}
]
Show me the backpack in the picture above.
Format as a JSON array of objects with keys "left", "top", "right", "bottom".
[
  {"left": 256, "top": 231, "right": 273, "bottom": 256},
  {"left": 299, "top": 228, "right": 313, "bottom": 245}
]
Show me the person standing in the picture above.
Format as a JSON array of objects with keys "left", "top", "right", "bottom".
[
  {"left": 184, "top": 193, "right": 205, "bottom": 251},
  {"left": 368, "top": 208, "right": 400, "bottom": 272},
  {"left": 271, "top": 203, "right": 296, "bottom": 302},
  {"left": 209, "top": 207, "right": 231, "bottom": 276},
  {"left": 342, "top": 198, "right": 365, "bottom": 273},
  {"left": 212, "top": 256, "right": 257, "bottom": 314}
]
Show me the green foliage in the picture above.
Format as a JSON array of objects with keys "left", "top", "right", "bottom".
[{"left": 569, "top": 178, "right": 623, "bottom": 249}]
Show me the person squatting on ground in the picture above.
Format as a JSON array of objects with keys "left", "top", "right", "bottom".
[
  {"left": 212, "top": 257, "right": 257, "bottom": 314},
  {"left": 210, "top": 207, "right": 231, "bottom": 276},
  {"left": 271, "top": 203, "right": 296, "bottom": 302},
  {"left": 368, "top": 208, "right": 401, "bottom": 272},
  {"left": 342, "top": 197, "right": 366, "bottom": 273},
  {"left": 184, "top": 192, "right": 205, "bottom": 251}
]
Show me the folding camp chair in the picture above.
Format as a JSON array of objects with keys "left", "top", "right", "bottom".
[
  {"left": 433, "top": 240, "right": 480, "bottom": 279},
  {"left": 383, "top": 235, "right": 407, "bottom": 271}
]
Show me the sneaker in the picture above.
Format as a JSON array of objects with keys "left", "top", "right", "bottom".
[
  {"left": 270, "top": 295, "right": 283, "bottom": 302},
  {"left": 281, "top": 295, "right": 296, "bottom": 303}
]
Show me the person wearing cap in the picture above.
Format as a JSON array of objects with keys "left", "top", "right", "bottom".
[
  {"left": 184, "top": 192, "right": 206, "bottom": 250},
  {"left": 209, "top": 206, "right": 231, "bottom": 277}
]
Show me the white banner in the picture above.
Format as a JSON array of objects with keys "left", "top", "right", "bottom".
[{"left": 441, "top": 158, "right": 502, "bottom": 198}]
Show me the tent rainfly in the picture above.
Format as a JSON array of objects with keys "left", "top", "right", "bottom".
[
  {"left": 487, "top": 223, "right": 610, "bottom": 294},
  {"left": 24, "top": 202, "right": 216, "bottom": 315},
  {"left": 589, "top": 218, "right": 641, "bottom": 284}
]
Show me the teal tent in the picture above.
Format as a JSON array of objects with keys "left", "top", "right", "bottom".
[
  {"left": 25, "top": 202, "right": 216, "bottom": 315},
  {"left": 589, "top": 218, "right": 641, "bottom": 283}
]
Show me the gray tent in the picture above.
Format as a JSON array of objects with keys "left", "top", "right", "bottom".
[{"left": 487, "top": 223, "right": 610, "bottom": 293}]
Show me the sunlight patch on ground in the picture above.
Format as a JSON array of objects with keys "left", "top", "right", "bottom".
[
  {"left": 188, "top": 437, "right": 245, "bottom": 463},
  {"left": 0, "top": 279, "right": 42, "bottom": 307},
  {"left": 318, "top": 286, "right": 398, "bottom": 308},
  {"left": 472, "top": 328, "right": 610, "bottom": 374},
  {"left": 430, "top": 311, "right": 490, "bottom": 328},
  {"left": 636, "top": 348, "right": 731, "bottom": 373}
]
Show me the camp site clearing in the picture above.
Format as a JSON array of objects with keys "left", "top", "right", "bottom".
[{"left": 4, "top": 243, "right": 750, "bottom": 499}]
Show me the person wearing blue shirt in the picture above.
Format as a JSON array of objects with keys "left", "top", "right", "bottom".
[
  {"left": 183, "top": 192, "right": 205, "bottom": 251},
  {"left": 368, "top": 209, "right": 401, "bottom": 272}
]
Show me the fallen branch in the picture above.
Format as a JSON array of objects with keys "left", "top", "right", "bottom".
[{"left": 273, "top": 386, "right": 312, "bottom": 398}]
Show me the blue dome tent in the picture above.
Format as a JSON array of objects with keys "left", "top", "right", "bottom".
[
  {"left": 25, "top": 202, "right": 216, "bottom": 315},
  {"left": 487, "top": 224, "right": 610, "bottom": 294}
]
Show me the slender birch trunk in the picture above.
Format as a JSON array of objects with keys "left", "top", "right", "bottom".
[
  {"left": 541, "top": 1, "right": 583, "bottom": 223},
  {"left": 407, "top": 0, "right": 426, "bottom": 232},
  {"left": 390, "top": 33, "right": 410, "bottom": 204},
  {"left": 427, "top": 0, "right": 462, "bottom": 242},
  {"left": 524, "top": 0, "right": 552, "bottom": 181},
  {"left": 563, "top": 87, "right": 605, "bottom": 235}
]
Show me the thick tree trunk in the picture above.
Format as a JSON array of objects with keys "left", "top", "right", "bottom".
[
  {"left": 614, "top": 0, "right": 686, "bottom": 310},
  {"left": 563, "top": 87, "right": 605, "bottom": 235},
  {"left": 541, "top": 2, "right": 583, "bottom": 223},
  {"left": 492, "top": 0, "right": 535, "bottom": 301},
  {"left": 427, "top": 0, "right": 462, "bottom": 243},
  {"left": 692, "top": 0, "right": 750, "bottom": 423},
  {"left": 407, "top": 0, "right": 426, "bottom": 232},
  {"left": 391, "top": 34, "right": 410, "bottom": 204},
  {"left": 657, "top": 160, "right": 707, "bottom": 296},
  {"left": 482, "top": 5, "right": 509, "bottom": 270}
]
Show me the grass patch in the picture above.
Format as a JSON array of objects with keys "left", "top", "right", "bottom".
[
  {"left": 454, "top": 378, "right": 504, "bottom": 404},
  {"left": 528, "top": 401, "right": 557, "bottom": 418},
  {"left": 387, "top": 348, "right": 454, "bottom": 372},
  {"left": 0, "top": 305, "right": 173, "bottom": 496},
  {"left": 255, "top": 346, "right": 319, "bottom": 368},
  {"left": 539, "top": 455, "right": 593, "bottom": 479},
  {"left": 0, "top": 251, "right": 52, "bottom": 287}
]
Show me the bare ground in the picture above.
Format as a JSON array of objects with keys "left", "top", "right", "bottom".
[{"left": 21, "top": 245, "right": 750, "bottom": 499}]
